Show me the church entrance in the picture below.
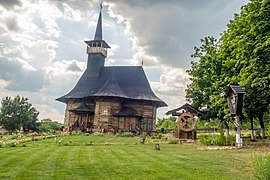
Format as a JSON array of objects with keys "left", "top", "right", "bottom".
[
  {"left": 69, "top": 102, "right": 94, "bottom": 132},
  {"left": 123, "top": 117, "right": 135, "bottom": 131}
]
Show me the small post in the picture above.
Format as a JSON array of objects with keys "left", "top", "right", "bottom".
[
  {"left": 235, "top": 115, "right": 242, "bottom": 148},
  {"left": 155, "top": 144, "right": 160, "bottom": 150},
  {"left": 225, "top": 85, "right": 245, "bottom": 148}
]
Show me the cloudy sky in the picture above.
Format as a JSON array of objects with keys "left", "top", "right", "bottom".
[{"left": 0, "top": 0, "right": 249, "bottom": 122}]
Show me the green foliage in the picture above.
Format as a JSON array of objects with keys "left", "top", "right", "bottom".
[
  {"left": 186, "top": 1, "right": 270, "bottom": 135},
  {"left": 115, "top": 132, "right": 134, "bottom": 137},
  {"left": 70, "top": 131, "right": 83, "bottom": 136},
  {"left": 156, "top": 118, "right": 165, "bottom": 127},
  {"left": 38, "top": 118, "right": 62, "bottom": 133},
  {"left": 157, "top": 117, "right": 177, "bottom": 129},
  {"left": 93, "top": 132, "right": 105, "bottom": 136},
  {"left": 168, "top": 116, "right": 177, "bottom": 122},
  {"left": 196, "top": 118, "right": 222, "bottom": 128},
  {"left": 253, "top": 155, "right": 270, "bottom": 180},
  {"left": 160, "top": 119, "right": 177, "bottom": 129},
  {"left": 155, "top": 133, "right": 163, "bottom": 139},
  {"left": 167, "top": 139, "right": 178, "bottom": 144},
  {"left": 0, "top": 96, "right": 39, "bottom": 132},
  {"left": 198, "top": 131, "right": 235, "bottom": 146}
]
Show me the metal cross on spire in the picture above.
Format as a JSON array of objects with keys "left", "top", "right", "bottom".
[{"left": 99, "top": 0, "right": 103, "bottom": 11}]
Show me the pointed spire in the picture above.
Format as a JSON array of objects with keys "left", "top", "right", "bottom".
[{"left": 94, "top": 3, "right": 103, "bottom": 40}]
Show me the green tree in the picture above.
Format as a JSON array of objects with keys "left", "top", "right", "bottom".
[
  {"left": 0, "top": 96, "right": 39, "bottom": 132},
  {"left": 218, "top": 0, "right": 270, "bottom": 138},
  {"left": 156, "top": 117, "right": 165, "bottom": 127},
  {"left": 38, "top": 118, "right": 62, "bottom": 132},
  {"left": 161, "top": 119, "right": 177, "bottom": 129},
  {"left": 186, "top": 36, "right": 231, "bottom": 132},
  {"left": 187, "top": 0, "right": 270, "bottom": 138},
  {"left": 186, "top": 36, "right": 220, "bottom": 110}
]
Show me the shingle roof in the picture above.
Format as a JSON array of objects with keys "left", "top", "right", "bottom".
[
  {"left": 225, "top": 85, "right": 246, "bottom": 97},
  {"left": 165, "top": 103, "right": 204, "bottom": 116},
  {"left": 56, "top": 66, "right": 167, "bottom": 107},
  {"left": 68, "top": 102, "right": 94, "bottom": 114},
  {"left": 113, "top": 107, "right": 142, "bottom": 117}
]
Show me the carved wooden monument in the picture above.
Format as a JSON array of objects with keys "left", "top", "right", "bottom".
[
  {"left": 166, "top": 103, "right": 203, "bottom": 139},
  {"left": 225, "top": 85, "right": 245, "bottom": 147}
]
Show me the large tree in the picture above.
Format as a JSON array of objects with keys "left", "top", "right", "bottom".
[
  {"left": 0, "top": 96, "right": 39, "bottom": 132},
  {"left": 185, "top": 36, "right": 231, "bottom": 132},
  {"left": 186, "top": 0, "right": 270, "bottom": 137},
  {"left": 218, "top": 0, "right": 270, "bottom": 138}
]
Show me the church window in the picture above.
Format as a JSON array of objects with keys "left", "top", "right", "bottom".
[{"left": 102, "top": 109, "right": 108, "bottom": 115}]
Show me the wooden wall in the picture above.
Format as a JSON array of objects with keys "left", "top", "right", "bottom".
[{"left": 63, "top": 98, "right": 157, "bottom": 132}]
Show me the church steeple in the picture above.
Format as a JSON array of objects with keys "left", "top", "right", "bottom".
[
  {"left": 94, "top": 11, "right": 102, "bottom": 41},
  {"left": 84, "top": 3, "right": 110, "bottom": 77}
]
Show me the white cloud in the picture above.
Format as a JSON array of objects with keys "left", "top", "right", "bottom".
[{"left": 22, "top": 40, "right": 58, "bottom": 67}]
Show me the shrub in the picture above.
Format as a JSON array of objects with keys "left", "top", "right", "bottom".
[
  {"left": 116, "top": 132, "right": 134, "bottom": 137},
  {"left": 7, "top": 140, "right": 19, "bottom": 147},
  {"left": 168, "top": 139, "right": 178, "bottom": 144},
  {"left": 198, "top": 134, "right": 235, "bottom": 146},
  {"left": 253, "top": 155, "right": 270, "bottom": 179},
  {"left": 155, "top": 133, "right": 163, "bottom": 139},
  {"left": 70, "top": 131, "right": 83, "bottom": 136},
  {"left": 93, "top": 132, "right": 105, "bottom": 137}
]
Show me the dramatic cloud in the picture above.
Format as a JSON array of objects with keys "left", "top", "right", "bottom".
[
  {"left": 4, "top": 15, "right": 20, "bottom": 31},
  {"left": 0, "top": 58, "right": 46, "bottom": 92},
  {"left": 0, "top": 0, "right": 22, "bottom": 10},
  {"left": 106, "top": 0, "right": 248, "bottom": 68}
]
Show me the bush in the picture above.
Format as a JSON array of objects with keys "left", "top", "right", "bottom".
[
  {"left": 155, "top": 133, "right": 163, "bottom": 139},
  {"left": 93, "top": 132, "right": 105, "bottom": 137},
  {"left": 116, "top": 132, "right": 134, "bottom": 137},
  {"left": 253, "top": 155, "right": 270, "bottom": 179},
  {"left": 198, "top": 134, "right": 235, "bottom": 146},
  {"left": 168, "top": 139, "right": 178, "bottom": 144},
  {"left": 70, "top": 131, "right": 83, "bottom": 136}
]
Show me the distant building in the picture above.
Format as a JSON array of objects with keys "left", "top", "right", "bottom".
[{"left": 56, "top": 7, "right": 166, "bottom": 133}]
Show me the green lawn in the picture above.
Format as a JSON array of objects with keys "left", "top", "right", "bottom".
[{"left": 0, "top": 134, "right": 267, "bottom": 179}]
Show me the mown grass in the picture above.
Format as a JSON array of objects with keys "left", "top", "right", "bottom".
[{"left": 0, "top": 134, "right": 268, "bottom": 179}]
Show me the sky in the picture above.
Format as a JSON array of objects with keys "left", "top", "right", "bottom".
[{"left": 0, "top": 0, "right": 249, "bottom": 122}]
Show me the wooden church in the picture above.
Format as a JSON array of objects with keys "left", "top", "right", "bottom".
[{"left": 56, "top": 7, "right": 167, "bottom": 133}]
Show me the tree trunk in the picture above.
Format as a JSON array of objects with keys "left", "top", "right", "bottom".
[
  {"left": 224, "top": 121, "right": 229, "bottom": 137},
  {"left": 250, "top": 117, "right": 255, "bottom": 140},
  {"left": 258, "top": 112, "right": 265, "bottom": 139}
]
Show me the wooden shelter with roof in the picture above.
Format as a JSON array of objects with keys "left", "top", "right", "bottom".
[
  {"left": 166, "top": 103, "right": 204, "bottom": 139},
  {"left": 56, "top": 5, "right": 167, "bottom": 133},
  {"left": 165, "top": 103, "right": 204, "bottom": 117}
]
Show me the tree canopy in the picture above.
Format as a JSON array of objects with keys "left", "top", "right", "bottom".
[
  {"left": 0, "top": 96, "right": 39, "bottom": 132},
  {"left": 38, "top": 118, "right": 62, "bottom": 132},
  {"left": 186, "top": 0, "right": 270, "bottom": 135}
]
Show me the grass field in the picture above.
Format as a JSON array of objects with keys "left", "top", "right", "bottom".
[{"left": 0, "top": 134, "right": 269, "bottom": 179}]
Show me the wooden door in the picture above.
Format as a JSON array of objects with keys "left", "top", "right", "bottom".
[
  {"left": 124, "top": 117, "right": 131, "bottom": 131},
  {"left": 81, "top": 114, "right": 88, "bottom": 130}
]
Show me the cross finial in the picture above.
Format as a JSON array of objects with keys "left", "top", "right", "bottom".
[{"left": 100, "top": 0, "right": 103, "bottom": 11}]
